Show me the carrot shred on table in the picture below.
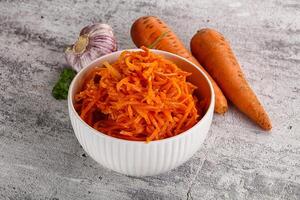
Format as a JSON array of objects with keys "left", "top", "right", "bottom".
[{"left": 74, "top": 47, "right": 203, "bottom": 142}]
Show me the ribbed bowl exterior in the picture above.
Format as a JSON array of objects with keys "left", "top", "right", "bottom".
[
  {"left": 68, "top": 49, "right": 214, "bottom": 177},
  {"left": 68, "top": 104, "right": 213, "bottom": 176}
]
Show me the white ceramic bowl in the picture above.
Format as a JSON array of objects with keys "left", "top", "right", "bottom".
[{"left": 68, "top": 49, "right": 215, "bottom": 177}]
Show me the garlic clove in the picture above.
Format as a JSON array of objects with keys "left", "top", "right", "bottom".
[
  {"left": 80, "top": 51, "right": 93, "bottom": 69},
  {"left": 65, "top": 23, "right": 117, "bottom": 72},
  {"left": 65, "top": 48, "right": 81, "bottom": 72}
]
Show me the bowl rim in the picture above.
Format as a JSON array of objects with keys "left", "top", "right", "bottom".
[{"left": 68, "top": 49, "right": 215, "bottom": 144}]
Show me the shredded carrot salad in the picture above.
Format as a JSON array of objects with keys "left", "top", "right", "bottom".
[{"left": 74, "top": 47, "right": 202, "bottom": 142}]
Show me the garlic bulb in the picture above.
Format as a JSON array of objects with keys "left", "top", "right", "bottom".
[{"left": 65, "top": 23, "right": 117, "bottom": 72}]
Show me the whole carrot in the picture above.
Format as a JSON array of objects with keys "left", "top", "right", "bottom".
[
  {"left": 191, "top": 28, "right": 272, "bottom": 130},
  {"left": 131, "top": 16, "right": 228, "bottom": 114}
]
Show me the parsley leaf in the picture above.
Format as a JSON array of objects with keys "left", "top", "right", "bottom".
[{"left": 52, "top": 68, "right": 76, "bottom": 100}]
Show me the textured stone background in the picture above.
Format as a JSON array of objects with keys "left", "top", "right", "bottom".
[{"left": 0, "top": 0, "right": 299, "bottom": 199}]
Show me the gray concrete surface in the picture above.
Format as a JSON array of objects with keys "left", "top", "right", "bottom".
[{"left": 0, "top": 0, "right": 299, "bottom": 199}]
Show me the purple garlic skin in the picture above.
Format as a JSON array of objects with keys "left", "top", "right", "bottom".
[{"left": 65, "top": 23, "right": 117, "bottom": 72}]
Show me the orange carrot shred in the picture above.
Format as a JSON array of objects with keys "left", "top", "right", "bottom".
[{"left": 74, "top": 47, "right": 203, "bottom": 142}]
